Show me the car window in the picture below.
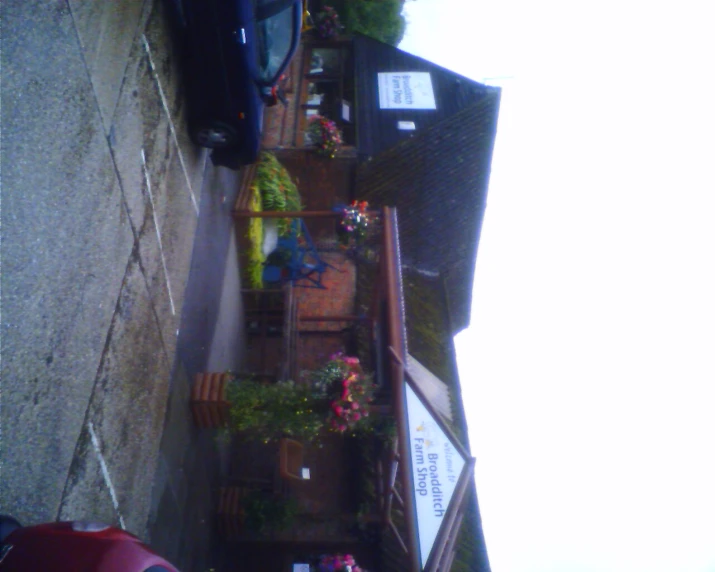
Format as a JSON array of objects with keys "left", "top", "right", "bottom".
[{"left": 255, "top": 3, "right": 296, "bottom": 83}]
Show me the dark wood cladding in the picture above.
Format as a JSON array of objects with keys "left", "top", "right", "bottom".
[
  {"left": 357, "top": 93, "right": 501, "bottom": 333},
  {"left": 354, "top": 33, "right": 497, "bottom": 158}
]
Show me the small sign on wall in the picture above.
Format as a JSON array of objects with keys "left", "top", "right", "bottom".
[
  {"left": 342, "top": 101, "right": 351, "bottom": 122},
  {"left": 378, "top": 72, "right": 436, "bottom": 110}
]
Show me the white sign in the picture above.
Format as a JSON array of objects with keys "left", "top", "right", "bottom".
[
  {"left": 342, "top": 101, "right": 351, "bottom": 122},
  {"left": 378, "top": 72, "right": 436, "bottom": 110},
  {"left": 405, "top": 384, "right": 465, "bottom": 568}
]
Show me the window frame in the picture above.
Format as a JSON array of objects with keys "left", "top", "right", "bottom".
[{"left": 298, "top": 42, "right": 356, "bottom": 149}]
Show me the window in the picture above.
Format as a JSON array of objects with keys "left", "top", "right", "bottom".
[
  {"left": 255, "top": 2, "right": 298, "bottom": 83},
  {"left": 301, "top": 46, "right": 355, "bottom": 146}
]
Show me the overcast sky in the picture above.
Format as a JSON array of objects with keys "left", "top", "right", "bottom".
[{"left": 400, "top": 1, "right": 715, "bottom": 571}]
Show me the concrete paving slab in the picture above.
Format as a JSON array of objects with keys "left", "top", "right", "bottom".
[
  {"left": 155, "top": 364, "right": 193, "bottom": 473},
  {"left": 57, "top": 425, "right": 123, "bottom": 530},
  {"left": 135, "top": 147, "right": 200, "bottom": 368},
  {"left": 175, "top": 165, "right": 243, "bottom": 376},
  {"left": 110, "top": 38, "right": 175, "bottom": 237},
  {"left": 68, "top": 0, "right": 148, "bottom": 133},
  {"left": 0, "top": 0, "right": 135, "bottom": 524},
  {"left": 59, "top": 251, "right": 172, "bottom": 538},
  {"left": 106, "top": 2, "right": 207, "bottom": 370},
  {"left": 206, "top": 230, "right": 245, "bottom": 373}
]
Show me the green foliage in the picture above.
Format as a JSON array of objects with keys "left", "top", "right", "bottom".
[
  {"left": 254, "top": 152, "right": 302, "bottom": 212},
  {"left": 226, "top": 379, "right": 325, "bottom": 443},
  {"left": 253, "top": 152, "right": 302, "bottom": 236},
  {"left": 246, "top": 190, "right": 265, "bottom": 289},
  {"left": 242, "top": 490, "right": 299, "bottom": 534},
  {"left": 351, "top": 413, "right": 396, "bottom": 445},
  {"left": 309, "top": 354, "right": 376, "bottom": 433},
  {"left": 333, "top": 0, "right": 406, "bottom": 46},
  {"left": 244, "top": 153, "right": 303, "bottom": 288}
]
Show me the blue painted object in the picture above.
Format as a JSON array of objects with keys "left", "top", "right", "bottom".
[{"left": 263, "top": 219, "right": 340, "bottom": 289}]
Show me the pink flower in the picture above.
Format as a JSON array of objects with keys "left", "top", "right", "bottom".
[
  {"left": 344, "top": 356, "right": 359, "bottom": 366},
  {"left": 352, "top": 402, "right": 359, "bottom": 410},
  {"left": 345, "top": 555, "right": 355, "bottom": 566},
  {"left": 352, "top": 412, "right": 361, "bottom": 421},
  {"left": 339, "top": 424, "right": 347, "bottom": 432},
  {"left": 332, "top": 404, "right": 344, "bottom": 416}
]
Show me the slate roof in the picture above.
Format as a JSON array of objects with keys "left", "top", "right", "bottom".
[
  {"left": 400, "top": 269, "right": 490, "bottom": 572},
  {"left": 356, "top": 91, "right": 501, "bottom": 333}
]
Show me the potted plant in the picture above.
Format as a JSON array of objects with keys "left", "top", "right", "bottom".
[
  {"left": 315, "top": 6, "right": 341, "bottom": 40},
  {"left": 306, "top": 115, "right": 343, "bottom": 158},
  {"left": 192, "top": 357, "right": 377, "bottom": 440},
  {"left": 337, "top": 200, "right": 371, "bottom": 247},
  {"left": 310, "top": 353, "right": 376, "bottom": 434},
  {"left": 317, "top": 553, "right": 367, "bottom": 572},
  {"left": 218, "top": 486, "right": 299, "bottom": 538},
  {"left": 242, "top": 489, "right": 299, "bottom": 533},
  {"left": 226, "top": 378, "right": 325, "bottom": 443},
  {"left": 191, "top": 373, "right": 324, "bottom": 442}
]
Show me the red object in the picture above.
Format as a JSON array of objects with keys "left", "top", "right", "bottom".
[{"left": 0, "top": 520, "right": 179, "bottom": 571}]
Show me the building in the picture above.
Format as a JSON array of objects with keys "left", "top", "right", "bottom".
[{"left": 223, "top": 30, "right": 500, "bottom": 572}]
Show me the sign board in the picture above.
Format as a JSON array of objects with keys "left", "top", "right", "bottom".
[
  {"left": 378, "top": 72, "right": 436, "bottom": 110},
  {"left": 342, "top": 101, "right": 351, "bottom": 122},
  {"left": 405, "top": 383, "right": 466, "bottom": 568}
]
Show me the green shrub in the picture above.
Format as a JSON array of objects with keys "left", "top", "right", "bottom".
[
  {"left": 226, "top": 378, "right": 324, "bottom": 443},
  {"left": 246, "top": 190, "right": 265, "bottom": 289},
  {"left": 244, "top": 153, "right": 303, "bottom": 289},
  {"left": 330, "top": 0, "right": 406, "bottom": 46},
  {"left": 242, "top": 490, "right": 299, "bottom": 533},
  {"left": 254, "top": 152, "right": 302, "bottom": 237}
]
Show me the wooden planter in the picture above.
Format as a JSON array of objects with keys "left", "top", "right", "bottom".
[
  {"left": 217, "top": 486, "right": 248, "bottom": 540},
  {"left": 190, "top": 372, "right": 231, "bottom": 428}
]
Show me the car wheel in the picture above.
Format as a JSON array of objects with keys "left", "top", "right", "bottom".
[
  {"left": 0, "top": 515, "right": 21, "bottom": 543},
  {"left": 192, "top": 121, "right": 238, "bottom": 149}
]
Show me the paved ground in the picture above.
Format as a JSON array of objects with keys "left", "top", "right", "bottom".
[{"left": 1, "top": 0, "right": 245, "bottom": 568}]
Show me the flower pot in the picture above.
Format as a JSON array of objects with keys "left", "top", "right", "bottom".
[{"left": 190, "top": 372, "right": 231, "bottom": 428}]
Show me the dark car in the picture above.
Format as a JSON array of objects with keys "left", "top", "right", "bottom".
[
  {"left": 0, "top": 515, "right": 179, "bottom": 571},
  {"left": 179, "top": 0, "right": 303, "bottom": 165}
]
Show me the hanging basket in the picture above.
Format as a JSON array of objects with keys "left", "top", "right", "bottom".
[
  {"left": 306, "top": 115, "right": 343, "bottom": 158},
  {"left": 315, "top": 6, "right": 342, "bottom": 39}
]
